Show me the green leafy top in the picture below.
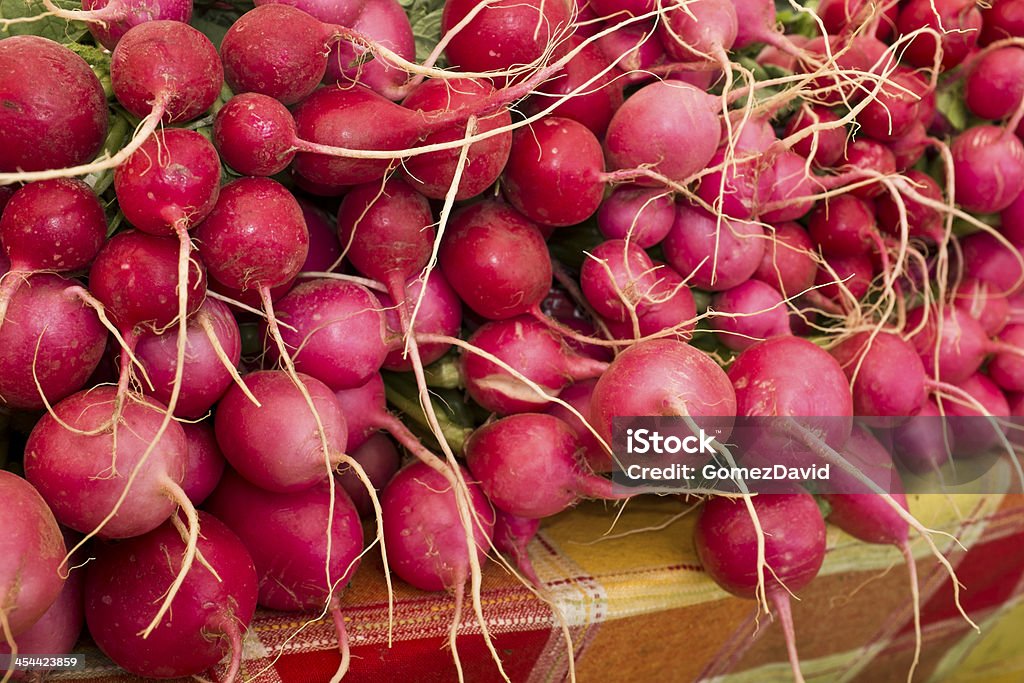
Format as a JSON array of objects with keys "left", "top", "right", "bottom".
[{"left": 0, "top": 0, "right": 87, "bottom": 41}]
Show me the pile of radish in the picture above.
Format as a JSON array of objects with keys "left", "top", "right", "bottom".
[{"left": 3, "top": 0, "right": 1024, "bottom": 680}]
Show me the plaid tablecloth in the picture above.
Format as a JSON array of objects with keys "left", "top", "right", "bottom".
[{"left": 55, "top": 488, "right": 1024, "bottom": 683}]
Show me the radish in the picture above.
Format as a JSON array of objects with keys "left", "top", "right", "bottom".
[
  {"left": 875, "top": 169, "right": 943, "bottom": 242},
  {"left": 0, "top": 37, "right": 108, "bottom": 175},
  {"left": 439, "top": 200, "right": 552, "bottom": 320},
  {"left": 981, "top": 0, "right": 1024, "bottom": 45},
  {"left": 659, "top": 0, "right": 737, "bottom": 63},
  {"left": 965, "top": 47, "right": 1024, "bottom": 121},
  {"left": 858, "top": 71, "right": 927, "bottom": 142},
  {"left": 84, "top": 512, "right": 257, "bottom": 682},
  {"left": 440, "top": 0, "right": 572, "bottom": 76},
  {"left": 214, "top": 370, "right": 348, "bottom": 493},
  {"left": 181, "top": 421, "right": 225, "bottom": 506},
  {"left": 709, "top": 280, "right": 790, "bottom": 351},
  {"left": 0, "top": 274, "right": 106, "bottom": 411},
  {"left": 493, "top": 510, "right": 542, "bottom": 586},
  {"left": 893, "top": 399, "right": 954, "bottom": 474},
  {"left": 697, "top": 127, "right": 777, "bottom": 220},
  {"left": 323, "top": 0, "right": 415, "bottom": 99},
  {"left": 597, "top": 185, "right": 675, "bottom": 248},
  {"left": 544, "top": 378, "right": 610, "bottom": 472},
  {"left": 695, "top": 491, "right": 826, "bottom": 683},
  {"left": 830, "top": 331, "right": 927, "bottom": 419},
  {"left": 600, "top": 261, "right": 698, "bottom": 341},
  {"left": 580, "top": 238, "right": 659, "bottom": 322},
  {"left": 339, "top": 432, "right": 401, "bottom": 518},
  {"left": 590, "top": 338, "right": 736, "bottom": 444},
  {"left": 814, "top": 252, "right": 875, "bottom": 304},
  {"left": 784, "top": 106, "right": 846, "bottom": 168},
  {"left": 502, "top": 117, "right": 606, "bottom": 227},
  {"left": 0, "top": 472, "right": 66, "bottom": 639},
  {"left": 989, "top": 324, "right": 1024, "bottom": 391},
  {"left": 603, "top": 81, "right": 722, "bottom": 184},
  {"left": 952, "top": 125, "right": 1024, "bottom": 213},
  {"left": 461, "top": 316, "right": 607, "bottom": 414},
  {"left": 465, "top": 413, "right": 631, "bottom": 519},
  {"left": 379, "top": 272, "right": 462, "bottom": 371},
  {"left": 807, "top": 194, "right": 883, "bottom": 259},
  {"left": 943, "top": 373, "right": 1011, "bottom": 458},
  {"left": 400, "top": 78, "right": 513, "bottom": 200},
  {"left": 263, "top": 279, "right": 389, "bottom": 391},
  {"left": 906, "top": 305, "right": 989, "bottom": 384},
  {"left": 662, "top": 202, "right": 766, "bottom": 291},
  {"left": 954, "top": 278, "right": 1010, "bottom": 336},
  {"left": 134, "top": 298, "right": 241, "bottom": 420},
  {"left": 897, "top": 0, "right": 982, "bottom": 70},
  {"left": 960, "top": 232, "right": 1024, "bottom": 296},
  {"left": 752, "top": 221, "right": 817, "bottom": 299},
  {"left": 41, "top": 0, "right": 193, "bottom": 50},
  {"left": 299, "top": 200, "right": 343, "bottom": 272}
]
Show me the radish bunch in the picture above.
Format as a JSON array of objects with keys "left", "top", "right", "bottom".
[{"left": 3, "top": 0, "right": 1024, "bottom": 680}]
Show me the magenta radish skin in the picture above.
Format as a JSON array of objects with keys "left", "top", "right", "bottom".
[
  {"left": 695, "top": 491, "right": 825, "bottom": 597},
  {"left": 214, "top": 370, "right": 348, "bottom": 493},
  {"left": 441, "top": 0, "right": 571, "bottom": 75},
  {"left": 212, "top": 93, "right": 299, "bottom": 176},
  {"left": 965, "top": 47, "right": 1024, "bottom": 120},
  {"left": 493, "top": 510, "right": 541, "bottom": 585},
  {"left": 265, "top": 279, "right": 388, "bottom": 390},
  {"left": 0, "top": 471, "right": 66, "bottom": 638},
  {"left": 84, "top": 512, "right": 257, "bottom": 680},
  {"left": 710, "top": 280, "right": 790, "bottom": 352},
  {"left": 440, "top": 201, "right": 552, "bottom": 320},
  {"left": 333, "top": 374, "right": 387, "bottom": 451},
  {"left": 88, "top": 230, "right": 207, "bottom": 332},
  {"left": 945, "top": 373, "right": 1011, "bottom": 458},
  {"left": 220, "top": 4, "right": 330, "bottom": 105},
  {"left": 114, "top": 129, "right": 221, "bottom": 235},
  {"left": 759, "top": 151, "right": 819, "bottom": 222},
  {"left": 954, "top": 279, "right": 1010, "bottom": 337},
  {"left": 110, "top": 21, "right": 223, "bottom": 123},
  {"left": 897, "top": 0, "right": 982, "bottom": 70},
  {"left": 205, "top": 470, "right": 364, "bottom": 610},
  {"left": 380, "top": 272, "right": 463, "bottom": 371},
  {"left": 81, "top": 0, "right": 193, "bottom": 50},
  {"left": 462, "top": 316, "right": 606, "bottom": 415},
  {"left": 752, "top": 221, "right": 817, "bottom": 298},
  {"left": 663, "top": 203, "right": 766, "bottom": 291},
  {"left": 814, "top": 252, "right": 874, "bottom": 302},
  {"left": 544, "top": 378, "right": 609, "bottom": 472},
  {"left": 590, "top": 339, "right": 737, "bottom": 443},
  {"left": 875, "top": 169, "right": 943, "bottom": 241},
  {"left": 989, "top": 324, "right": 1024, "bottom": 391},
  {"left": 24, "top": 387, "right": 188, "bottom": 538},
  {"left": 597, "top": 185, "right": 675, "bottom": 248},
  {"left": 0, "top": 274, "right": 106, "bottom": 411},
  {"left": 602, "top": 262, "right": 698, "bottom": 341},
  {"left": 400, "top": 78, "right": 513, "bottom": 200},
  {"left": 0, "top": 37, "right": 108, "bottom": 173},
  {"left": 604, "top": 81, "right": 722, "bottom": 184},
  {"left": 324, "top": 0, "right": 415, "bottom": 98},
  {"left": 785, "top": 106, "right": 845, "bottom": 167},
  {"left": 893, "top": 400, "right": 954, "bottom": 474},
  {"left": 466, "top": 413, "right": 608, "bottom": 519},
  {"left": 953, "top": 125, "right": 1024, "bottom": 214},
  {"left": 0, "top": 179, "right": 106, "bottom": 271},
  {"left": 961, "top": 232, "right": 1024, "bottom": 297},
  {"left": 658, "top": 0, "right": 738, "bottom": 60},
  {"left": 338, "top": 432, "right": 401, "bottom": 518},
  {"left": 830, "top": 331, "right": 927, "bottom": 419},
  {"left": 906, "top": 305, "right": 989, "bottom": 384},
  {"left": 580, "top": 239, "right": 658, "bottom": 322},
  {"left": 134, "top": 298, "right": 241, "bottom": 419},
  {"left": 381, "top": 461, "right": 494, "bottom": 592},
  {"left": 196, "top": 177, "right": 309, "bottom": 292},
  {"left": 299, "top": 201, "right": 343, "bottom": 272},
  {"left": 181, "top": 422, "right": 225, "bottom": 506},
  {"left": 0, "top": 551, "right": 83, "bottom": 666},
  {"left": 807, "top": 194, "right": 878, "bottom": 257},
  {"left": 502, "top": 117, "right": 605, "bottom": 227}
]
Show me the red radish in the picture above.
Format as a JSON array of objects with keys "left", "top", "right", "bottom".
[
  {"left": 299, "top": 200, "right": 343, "bottom": 272},
  {"left": 875, "top": 169, "right": 943, "bottom": 242},
  {"left": 0, "top": 472, "right": 66, "bottom": 638},
  {"left": 818, "top": 0, "right": 898, "bottom": 37},
  {"left": 544, "top": 378, "right": 609, "bottom": 472},
  {"left": 906, "top": 305, "right": 989, "bottom": 383},
  {"left": 44, "top": 0, "right": 192, "bottom": 50},
  {"left": 981, "top": 0, "right": 1024, "bottom": 44},
  {"left": 954, "top": 278, "right": 1010, "bottom": 336},
  {"left": 111, "top": 21, "right": 222, "bottom": 123},
  {"left": 339, "top": 432, "right": 401, "bottom": 518},
  {"left": 214, "top": 370, "right": 348, "bottom": 492},
  {"left": 839, "top": 138, "right": 897, "bottom": 199},
  {"left": 522, "top": 36, "right": 624, "bottom": 136},
  {"left": 439, "top": 201, "right": 552, "bottom": 320},
  {"left": 134, "top": 298, "right": 242, "bottom": 419},
  {"left": 830, "top": 331, "right": 927, "bottom": 419},
  {"left": 323, "top": 0, "right": 415, "bottom": 99},
  {"left": 181, "top": 422, "right": 226, "bottom": 506},
  {"left": 807, "top": 194, "right": 882, "bottom": 258},
  {"left": 695, "top": 491, "right": 826, "bottom": 683},
  {"left": 462, "top": 316, "right": 607, "bottom": 414},
  {"left": 588, "top": 0, "right": 654, "bottom": 18},
  {"left": 0, "top": 37, "right": 108, "bottom": 174},
  {"left": 858, "top": 71, "right": 927, "bottom": 142},
  {"left": 382, "top": 461, "right": 494, "bottom": 591},
  {"left": 264, "top": 279, "right": 388, "bottom": 391},
  {"left": 897, "top": 0, "right": 982, "bottom": 70},
  {"left": 400, "top": 78, "right": 513, "bottom": 200},
  {"left": 333, "top": 375, "right": 389, "bottom": 451},
  {"left": 989, "top": 324, "right": 1024, "bottom": 391},
  {"left": 603, "top": 81, "right": 722, "bottom": 184},
  {"left": 814, "top": 252, "right": 874, "bottom": 303},
  {"left": 590, "top": 338, "right": 736, "bottom": 443},
  {"left": 663, "top": 203, "right": 766, "bottom": 291},
  {"left": 597, "top": 185, "right": 675, "bottom": 248},
  {"left": 943, "top": 373, "right": 1012, "bottom": 458},
  {"left": 1001, "top": 189, "right": 1024, "bottom": 245},
  {"left": 785, "top": 106, "right": 846, "bottom": 168},
  {"left": 465, "top": 413, "right": 629, "bottom": 519},
  {"left": 952, "top": 125, "right": 1024, "bottom": 213},
  {"left": 580, "top": 238, "right": 659, "bottom": 321},
  {"left": 379, "top": 272, "right": 462, "bottom": 371},
  {"left": 84, "top": 512, "right": 257, "bottom": 682},
  {"left": 960, "top": 232, "right": 1024, "bottom": 296},
  {"left": 697, "top": 143, "right": 776, "bottom": 221},
  {"left": 759, "top": 151, "right": 820, "bottom": 222},
  {"left": 893, "top": 399, "right": 954, "bottom": 473},
  {"left": 710, "top": 280, "right": 790, "bottom": 351},
  {"left": 0, "top": 274, "right": 106, "bottom": 411},
  {"left": 441, "top": 0, "right": 572, "bottom": 76},
  {"left": 23, "top": 386, "right": 190, "bottom": 539},
  {"left": 658, "top": 0, "right": 738, "bottom": 62},
  {"left": 965, "top": 47, "right": 1024, "bottom": 120},
  {"left": 502, "top": 117, "right": 606, "bottom": 227},
  {"left": 493, "top": 510, "right": 542, "bottom": 586},
  {"left": 752, "top": 221, "right": 817, "bottom": 298},
  {"left": 601, "top": 261, "right": 698, "bottom": 341}
]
